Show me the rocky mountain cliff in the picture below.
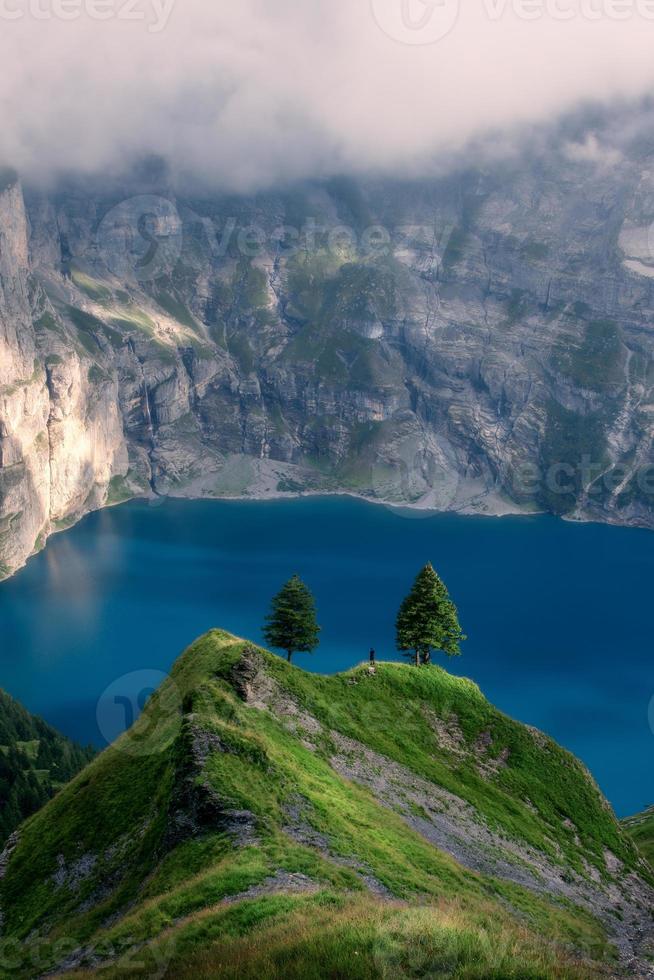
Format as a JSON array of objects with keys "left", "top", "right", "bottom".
[
  {"left": 3, "top": 111, "right": 654, "bottom": 576},
  {"left": 1, "top": 630, "right": 652, "bottom": 978}
]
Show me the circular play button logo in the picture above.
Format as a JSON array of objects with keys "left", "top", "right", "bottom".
[
  {"left": 370, "top": 0, "right": 461, "bottom": 45},
  {"left": 96, "top": 669, "right": 181, "bottom": 757}
]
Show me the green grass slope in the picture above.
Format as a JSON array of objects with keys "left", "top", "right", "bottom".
[
  {"left": 1, "top": 631, "right": 651, "bottom": 979},
  {"left": 623, "top": 806, "right": 654, "bottom": 867},
  {"left": 0, "top": 689, "right": 95, "bottom": 846}
]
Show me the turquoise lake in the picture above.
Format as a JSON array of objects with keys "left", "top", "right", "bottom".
[{"left": 0, "top": 496, "right": 651, "bottom": 818}]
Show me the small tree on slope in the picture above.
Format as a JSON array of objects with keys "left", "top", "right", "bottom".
[
  {"left": 263, "top": 575, "right": 321, "bottom": 664},
  {"left": 396, "top": 563, "right": 465, "bottom": 666}
]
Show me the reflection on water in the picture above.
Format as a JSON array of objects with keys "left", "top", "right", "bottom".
[{"left": 0, "top": 496, "right": 651, "bottom": 817}]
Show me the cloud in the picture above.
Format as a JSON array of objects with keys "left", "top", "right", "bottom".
[
  {"left": 2, "top": 0, "right": 654, "bottom": 190},
  {"left": 562, "top": 133, "right": 624, "bottom": 168}
]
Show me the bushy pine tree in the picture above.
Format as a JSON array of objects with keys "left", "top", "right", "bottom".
[
  {"left": 396, "top": 563, "right": 465, "bottom": 666},
  {"left": 263, "top": 575, "right": 321, "bottom": 663}
]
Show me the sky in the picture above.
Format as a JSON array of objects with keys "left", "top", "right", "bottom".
[{"left": 2, "top": 0, "right": 654, "bottom": 189}]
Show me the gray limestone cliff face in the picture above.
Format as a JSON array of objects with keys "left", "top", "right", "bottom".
[
  {"left": 1, "top": 128, "right": 654, "bottom": 576},
  {"left": 0, "top": 175, "right": 128, "bottom": 576},
  {"left": 0, "top": 178, "right": 50, "bottom": 575}
]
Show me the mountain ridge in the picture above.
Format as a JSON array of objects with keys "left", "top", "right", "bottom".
[
  {"left": 1, "top": 630, "right": 652, "bottom": 978},
  {"left": 4, "top": 118, "right": 654, "bottom": 577}
]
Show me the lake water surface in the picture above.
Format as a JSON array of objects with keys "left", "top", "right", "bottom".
[{"left": 0, "top": 496, "right": 651, "bottom": 817}]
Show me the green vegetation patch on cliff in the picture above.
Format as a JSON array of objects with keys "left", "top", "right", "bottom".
[
  {"left": 623, "top": 806, "right": 654, "bottom": 866},
  {"left": 0, "top": 689, "right": 94, "bottom": 846},
  {"left": 284, "top": 254, "right": 400, "bottom": 332},
  {"left": 552, "top": 319, "right": 626, "bottom": 392},
  {"left": 539, "top": 400, "right": 610, "bottom": 515}
]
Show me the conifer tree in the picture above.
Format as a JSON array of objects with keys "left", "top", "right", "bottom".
[
  {"left": 396, "top": 563, "right": 465, "bottom": 666},
  {"left": 263, "top": 575, "right": 321, "bottom": 663}
]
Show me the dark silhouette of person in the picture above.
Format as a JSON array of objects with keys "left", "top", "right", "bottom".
[{"left": 369, "top": 648, "right": 376, "bottom": 665}]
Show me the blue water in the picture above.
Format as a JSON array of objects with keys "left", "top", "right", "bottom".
[{"left": 0, "top": 496, "right": 651, "bottom": 817}]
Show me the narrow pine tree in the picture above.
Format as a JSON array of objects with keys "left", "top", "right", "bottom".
[
  {"left": 396, "top": 563, "right": 465, "bottom": 666},
  {"left": 263, "top": 575, "right": 321, "bottom": 664}
]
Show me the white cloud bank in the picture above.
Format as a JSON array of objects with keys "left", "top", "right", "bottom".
[{"left": 2, "top": 0, "right": 654, "bottom": 189}]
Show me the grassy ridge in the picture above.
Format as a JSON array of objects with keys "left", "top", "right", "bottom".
[
  {"left": 1, "top": 631, "right": 643, "bottom": 978},
  {"left": 235, "top": 650, "right": 635, "bottom": 878},
  {"left": 66, "top": 895, "right": 603, "bottom": 980}
]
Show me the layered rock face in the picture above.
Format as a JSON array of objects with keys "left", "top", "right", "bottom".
[{"left": 1, "top": 125, "right": 654, "bottom": 576}]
